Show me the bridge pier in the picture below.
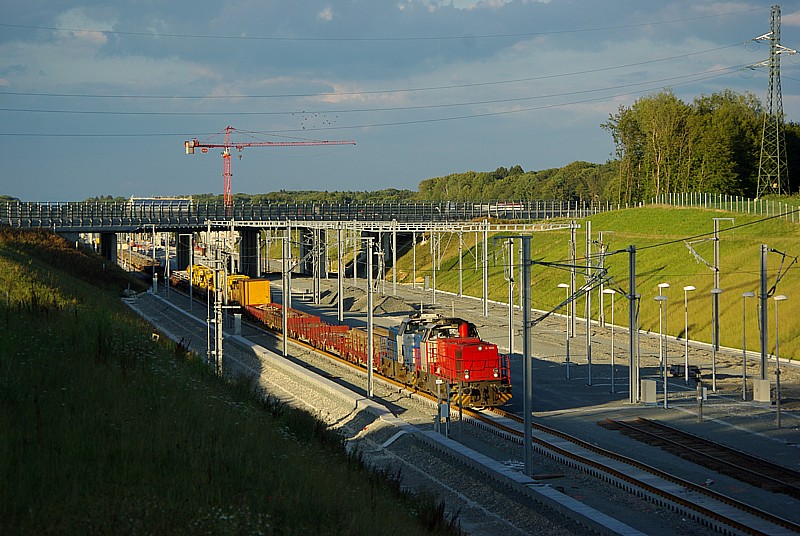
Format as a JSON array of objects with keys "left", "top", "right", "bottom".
[
  {"left": 298, "top": 228, "right": 311, "bottom": 276},
  {"left": 176, "top": 233, "right": 192, "bottom": 272},
  {"left": 99, "top": 233, "right": 117, "bottom": 265},
  {"left": 239, "top": 228, "right": 260, "bottom": 278}
]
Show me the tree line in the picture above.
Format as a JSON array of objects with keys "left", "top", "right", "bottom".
[
  {"left": 602, "top": 89, "right": 800, "bottom": 203},
  {"left": 415, "top": 89, "right": 800, "bottom": 204}
]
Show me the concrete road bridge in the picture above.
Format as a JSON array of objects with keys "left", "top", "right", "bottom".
[{"left": 0, "top": 200, "right": 592, "bottom": 278}]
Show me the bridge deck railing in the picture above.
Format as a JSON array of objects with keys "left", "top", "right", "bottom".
[
  {"left": 4, "top": 195, "right": 795, "bottom": 233},
  {"left": 0, "top": 200, "right": 617, "bottom": 231}
]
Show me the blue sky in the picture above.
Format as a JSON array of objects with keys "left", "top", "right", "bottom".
[{"left": 1, "top": 1, "right": 799, "bottom": 201}]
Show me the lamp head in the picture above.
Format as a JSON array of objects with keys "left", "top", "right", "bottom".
[
  {"left": 683, "top": 285, "right": 696, "bottom": 292},
  {"left": 774, "top": 294, "right": 788, "bottom": 302},
  {"left": 742, "top": 291, "right": 755, "bottom": 299},
  {"left": 710, "top": 288, "right": 723, "bottom": 295}
]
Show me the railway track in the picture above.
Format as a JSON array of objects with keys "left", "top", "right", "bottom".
[
  {"left": 600, "top": 417, "right": 800, "bottom": 499},
  {"left": 252, "top": 316, "right": 800, "bottom": 534},
  {"left": 470, "top": 409, "right": 800, "bottom": 536},
  {"left": 169, "top": 286, "right": 800, "bottom": 535}
]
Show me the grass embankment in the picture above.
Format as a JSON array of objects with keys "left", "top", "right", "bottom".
[
  {"left": 391, "top": 206, "right": 800, "bottom": 359},
  {"left": 0, "top": 229, "right": 459, "bottom": 535}
]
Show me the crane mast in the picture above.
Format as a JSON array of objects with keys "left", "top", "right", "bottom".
[{"left": 185, "top": 126, "right": 355, "bottom": 212}]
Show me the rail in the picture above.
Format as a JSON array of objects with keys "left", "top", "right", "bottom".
[
  {"left": 486, "top": 409, "right": 800, "bottom": 535},
  {"left": 601, "top": 417, "right": 800, "bottom": 499}
]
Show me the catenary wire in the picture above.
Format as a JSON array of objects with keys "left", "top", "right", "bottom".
[
  {"left": 600, "top": 207, "right": 800, "bottom": 260},
  {"left": 524, "top": 207, "right": 800, "bottom": 268}
]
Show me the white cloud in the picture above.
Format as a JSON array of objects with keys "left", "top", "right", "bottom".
[
  {"left": 691, "top": 3, "right": 756, "bottom": 17},
  {"left": 144, "top": 17, "right": 172, "bottom": 37},
  {"left": 783, "top": 11, "right": 800, "bottom": 27},
  {"left": 430, "top": 0, "right": 550, "bottom": 9},
  {"left": 54, "top": 7, "right": 115, "bottom": 46},
  {"left": 317, "top": 7, "right": 334, "bottom": 22},
  {"left": 0, "top": 36, "right": 216, "bottom": 92}
]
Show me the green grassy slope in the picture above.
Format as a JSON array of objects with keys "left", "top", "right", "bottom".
[
  {"left": 391, "top": 206, "right": 800, "bottom": 359},
  {"left": 0, "top": 229, "right": 459, "bottom": 535}
]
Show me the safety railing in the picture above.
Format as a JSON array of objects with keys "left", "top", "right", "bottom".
[
  {"left": 0, "top": 200, "right": 617, "bottom": 231},
  {"left": 649, "top": 192, "right": 800, "bottom": 223}
]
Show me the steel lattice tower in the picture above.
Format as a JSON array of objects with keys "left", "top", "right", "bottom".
[{"left": 756, "top": 5, "right": 795, "bottom": 198}]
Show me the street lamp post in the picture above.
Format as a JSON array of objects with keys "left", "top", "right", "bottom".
[
  {"left": 710, "top": 288, "right": 723, "bottom": 391},
  {"left": 774, "top": 294, "right": 787, "bottom": 428},
  {"left": 657, "top": 283, "right": 670, "bottom": 374},
  {"left": 558, "top": 283, "right": 571, "bottom": 379},
  {"left": 603, "top": 288, "right": 617, "bottom": 393},
  {"left": 682, "top": 285, "right": 696, "bottom": 384},
  {"left": 741, "top": 291, "right": 755, "bottom": 400},
  {"left": 655, "top": 294, "right": 669, "bottom": 408}
]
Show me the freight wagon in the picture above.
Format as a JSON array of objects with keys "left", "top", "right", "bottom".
[
  {"left": 169, "top": 271, "right": 511, "bottom": 407},
  {"left": 243, "top": 305, "right": 511, "bottom": 408},
  {"left": 169, "top": 266, "right": 271, "bottom": 306}
]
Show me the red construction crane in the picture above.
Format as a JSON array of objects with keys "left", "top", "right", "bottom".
[{"left": 184, "top": 126, "right": 355, "bottom": 212}]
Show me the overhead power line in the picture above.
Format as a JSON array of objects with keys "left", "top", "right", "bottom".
[
  {"left": 0, "top": 64, "right": 747, "bottom": 117},
  {"left": 0, "top": 69, "right": 740, "bottom": 138},
  {"left": 609, "top": 206, "right": 800, "bottom": 256},
  {"left": 0, "top": 43, "right": 745, "bottom": 101},
  {"left": 0, "top": 8, "right": 765, "bottom": 42}
]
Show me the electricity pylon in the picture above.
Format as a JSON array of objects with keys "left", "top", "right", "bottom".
[{"left": 753, "top": 5, "right": 796, "bottom": 198}]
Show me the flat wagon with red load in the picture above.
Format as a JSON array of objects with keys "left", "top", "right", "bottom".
[{"left": 242, "top": 305, "right": 511, "bottom": 409}]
